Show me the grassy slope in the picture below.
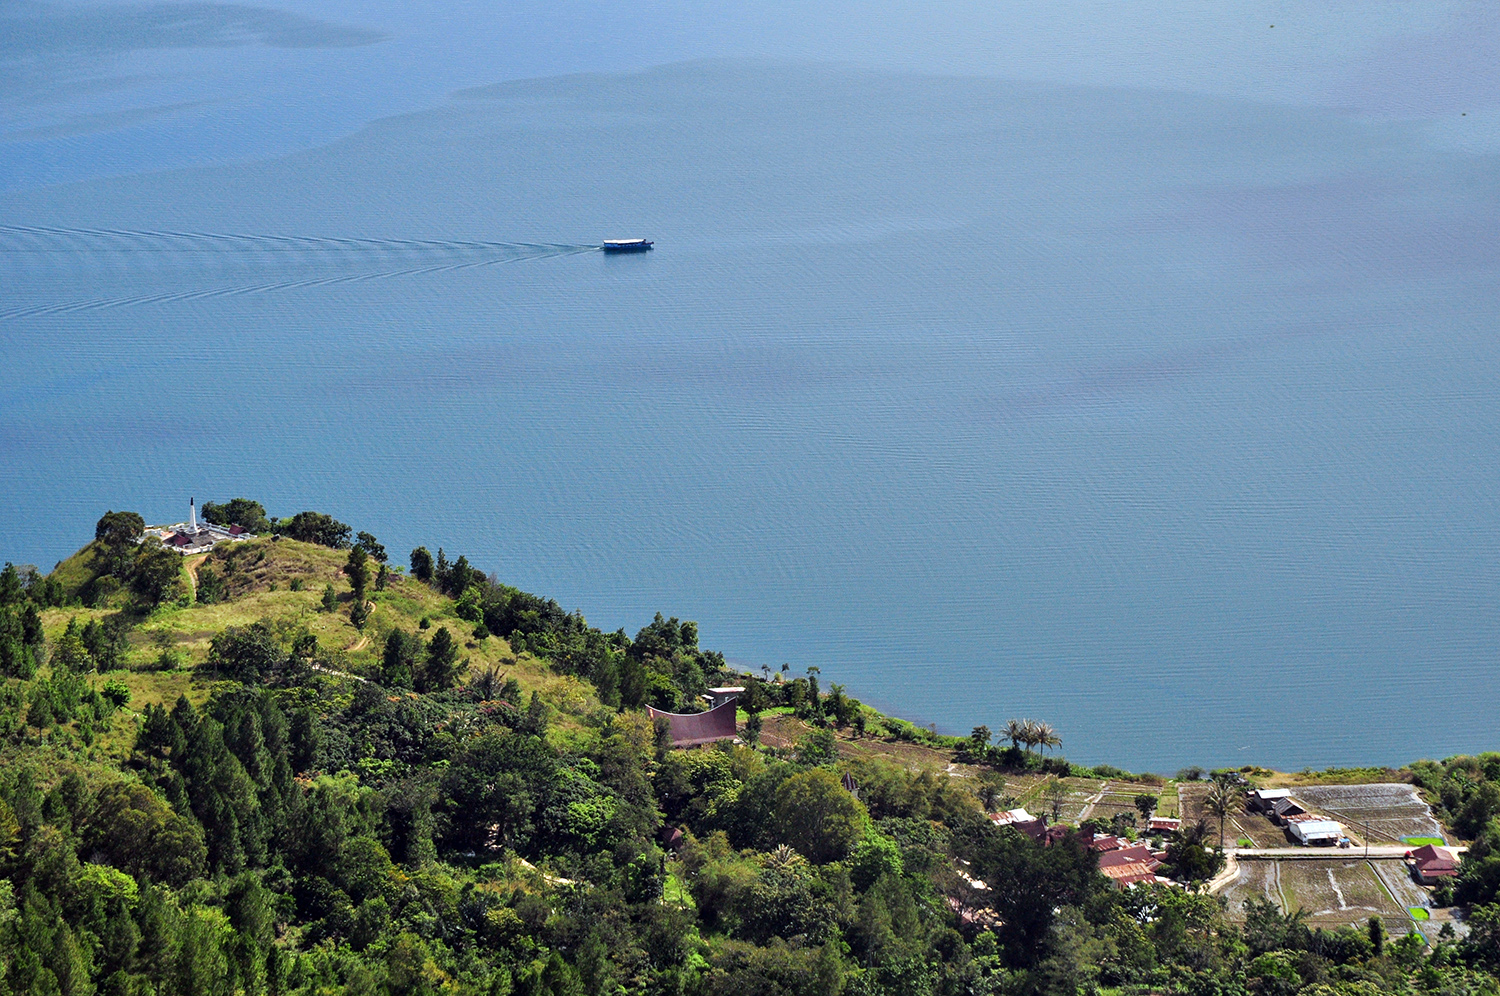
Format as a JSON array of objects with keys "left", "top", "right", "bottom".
[{"left": 37, "top": 536, "right": 604, "bottom": 758}]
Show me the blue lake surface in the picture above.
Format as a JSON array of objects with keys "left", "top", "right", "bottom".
[{"left": 2, "top": 1, "right": 1498, "bottom": 772}]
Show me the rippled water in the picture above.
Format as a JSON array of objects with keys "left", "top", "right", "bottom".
[{"left": 3, "top": 6, "right": 1499, "bottom": 772}]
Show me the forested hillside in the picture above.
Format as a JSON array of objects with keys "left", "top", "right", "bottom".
[{"left": 2, "top": 503, "right": 1500, "bottom": 996}]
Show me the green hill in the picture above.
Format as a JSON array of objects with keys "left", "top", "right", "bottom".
[{"left": 0, "top": 506, "right": 1498, "bottom": 996}]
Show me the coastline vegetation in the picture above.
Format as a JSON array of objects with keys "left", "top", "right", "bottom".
[{"left": 0, "top": 502, "right": 1499, "bottom": 995}]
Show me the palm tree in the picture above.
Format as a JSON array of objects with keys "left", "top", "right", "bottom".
[
  {"left": 1020, "top": 719, "right": 1041, "bottom": 753},
  {"left": 1203, "top": 778, "right": 1243, "bottom": 849},
  {"left": 1035, "top": 722, "right": 1061, "bottom": 755},
  {"left": 1004, "top": 719, "right": 1026, "bottom": 752}
]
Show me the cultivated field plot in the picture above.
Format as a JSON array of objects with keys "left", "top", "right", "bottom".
[
  {"left": 1292, "top": 784, "right": 1445, "bottom": 844},
  {"left": 1032, "top": 779, "right": 1161, "bottom": 826},
  {"left": 1179, "top": 784, "right": 1288, "bottom": 847},
  {"left": 1222, "top": 859, "right": 1413, "bottom": 929}
]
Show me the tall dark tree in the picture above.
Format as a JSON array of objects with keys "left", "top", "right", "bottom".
[
  {"left": 0, "top": 562, "right": 23, "bottom": 605},
  {"left": 344, "top": 547, "right": 370, "bottom": 602},
  {"left": 409, "top": 547, "right": 434, "bottom": 583},
  {"left": 418, "top": 626, "right": 460, "bottom": 692},
  {"left": 382, "top": 630, "right": 423, "bottom": 688},
  {"left": 354, "top": 532, "right": 387, "bottom": 564}
]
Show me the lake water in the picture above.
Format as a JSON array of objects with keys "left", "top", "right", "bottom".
[{"left": 2, "top": 1, "right": 1498, "bottom": 772}]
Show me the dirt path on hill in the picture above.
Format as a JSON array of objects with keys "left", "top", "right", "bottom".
[
  {"left": 184, "top": 554, "right": 207, "bottom": 586},
  {"left": 346, "top": 634, "right": 369, "bottom": 653}
]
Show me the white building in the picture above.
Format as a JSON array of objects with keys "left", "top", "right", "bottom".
[{"left": 1288, "top": 819, "right": 1343, "bottom": 846}]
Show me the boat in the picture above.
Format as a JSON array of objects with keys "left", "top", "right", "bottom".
[{"left": 602, "top": 239, "right": 653, "bottom": 252}]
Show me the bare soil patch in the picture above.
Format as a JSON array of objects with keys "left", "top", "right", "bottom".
[{"left": 1292, "top": 784, "right": 1445, "bottom": 844}]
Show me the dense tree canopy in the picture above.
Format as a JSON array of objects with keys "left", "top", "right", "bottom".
[{"left": 0, "top": 516, "right": 1496, "bottom": 996}]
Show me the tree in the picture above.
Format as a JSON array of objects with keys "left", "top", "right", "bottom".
[
  {"left": 52, "top": 618, "right": 92, "bottom": 673},
  {"left": 1369, "top": 915, "right": 1386, "bottom": 958},
  {"left": 0, "top": 563, "right": 23, "bottom": 605},
  {"left": 1134, "top": 793, "right": 1158, "bottom": 826},
  {"left": 977, "top": 771, "right": 1007, "bottom": 813},
  {"left": 1203, "top": 776, "right": 1242, "bottom": 849},
  {"left": 321, "top": 584, "right": 337, "bottom": 612},
  {"left": 205, "top": 622, "right": 283, "bottom": 683},
  {"left": 196, "top": 564, "right": 226, "bottom": 604},
  {"left": 969, "top": 827, "right": 1103, "bottom": 966},
  {"left": 133, "top": 542, "right": 186, "bottom": 606},
  {"left": 95, "top": 510, "right": 145, "bottom": 575},
  {"left": 1045, "top": 777, "right": 1069, "bottom": 821},
  {"left": 344, "top": 546, "right": 370, "bottom": 602},
  {"left": 84, "top": 781, "right": 207, "bottom": 886},
  {"left": 773, "top": 767, "right": 868, "bottom": 864},
  {"left": 1004, "top": 719, "right": 1027, "bottom": 751},
  {"left": 382, "top": 630, "right": 423, "bottom": 688},
  {"left": 409, "top": 547, "right": 434, "bottom": 582},
  {"left": 276, "top": 511, "right": 352, "bottom": 548},
  {"left": 201, "top": 498, "right": 271, "bottom": 534},
  {"left": 418, "top": 626, "right": 460, "bottom": 692},
  {"left": 354, "top": 531, "right": 387, "bottom": 563}
]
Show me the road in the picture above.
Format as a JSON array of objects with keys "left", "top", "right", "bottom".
[{"left": 1228, "top": 845, "right": 1463, "bottom": 859}]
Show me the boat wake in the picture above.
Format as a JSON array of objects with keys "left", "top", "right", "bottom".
[{"left": 0, "top": 224, "right": 600, "bottom": 320}]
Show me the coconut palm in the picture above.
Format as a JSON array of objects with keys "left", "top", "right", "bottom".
[
  {"left": 1203, "top": 779, "right": 1243, "bottom": 849},
  {"left": 1004, "top": 719, "right": 1027, "bottom": 751},
  {"left": 1034, "top": 722, "right": 1061, "bottom": 755}
]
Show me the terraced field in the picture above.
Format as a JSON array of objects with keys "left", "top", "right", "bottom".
[
  {"left": 1222, "top": 859, "right": 1414, "bottom": 928},
  {"left": 1293, "top": 784, "right": 1446, "bottom": 844}
]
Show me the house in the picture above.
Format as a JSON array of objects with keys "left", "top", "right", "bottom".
[
  {"left": 1408, "top": 844, "right": 1458, "bottom": 884},
  {"left": 646, "top": 700, "right": 739, "bottom": 747},
  {"left": 991, "top": 808, "right": 1034, "bottom": 827},
  {"left": 1100, "top": 861, "right": 1158, "bottom": 888},
  {"left": 1089, "top": 834, "right": 1127, "bottom": 853},
  {"left": 1287, "top": 819, "right": 1342, "bottom": 846},
  {"left": 1098, "top": 844, "right": 1161, "bottom": 888},
  {"left": 1098, "top": 844, "right": 1158, "bottom": 871},
  {"left": 1012, "top": 819, "right": 1071, "bottom": 846},
  {"left": 1270, "top": 798, "right": 1308, "bottom": 825},
  {"left": 1148, "top": 817, "right": 1182, "bottom": 833},
  {"left": 1249, "top": 788, "right": 1292, "bottom": 814},
  {"left": 703, "top": 686, "right": 745, "bottom": 709}
]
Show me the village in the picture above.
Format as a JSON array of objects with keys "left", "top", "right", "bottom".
[{"left": 647, "top": 687, "right": 1466, "bottom": 941}]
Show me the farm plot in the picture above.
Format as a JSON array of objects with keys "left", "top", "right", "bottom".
[
  {"left": 1042, "top": 779, "right": 1152, "bottom": 825},
  {"left": 1223, "top": 859, "right": 1412, "bottom": 929},
  {"left": 1292, "top": 784, "right": 1445, "bottom": 844},
  {"left": 1179, "top": 784, "right": 1288, "bottom": 847},
  {"left": 1220, "top": 859, "right": 1286, "bottom": 912}
]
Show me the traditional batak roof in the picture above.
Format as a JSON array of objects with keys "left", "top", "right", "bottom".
[{"left": 647, "top": 699, "right": 738, "bottom": 747}]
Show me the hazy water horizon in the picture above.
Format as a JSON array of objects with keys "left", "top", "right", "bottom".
[{"left": 4, "top": 11, "right": 1499, "bottom": 773}]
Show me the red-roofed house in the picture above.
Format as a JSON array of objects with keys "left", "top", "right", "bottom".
[
  {"left": 1100, "top": 861, "right": 1158, "bottom": 888},
  {"left": 1098, "top": 844, "right": 1158, "bottom": 872},
  {"left": 1408, "top": 844, "right": 1458, "bottom": 885}
]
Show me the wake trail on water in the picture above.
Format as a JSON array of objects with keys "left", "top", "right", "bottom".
[
  {"left": 0, "top": 224, "right": 591, "bottom": 256},
  {"left": 0, "top": 225, "right": 601, "bottom": 320}
]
